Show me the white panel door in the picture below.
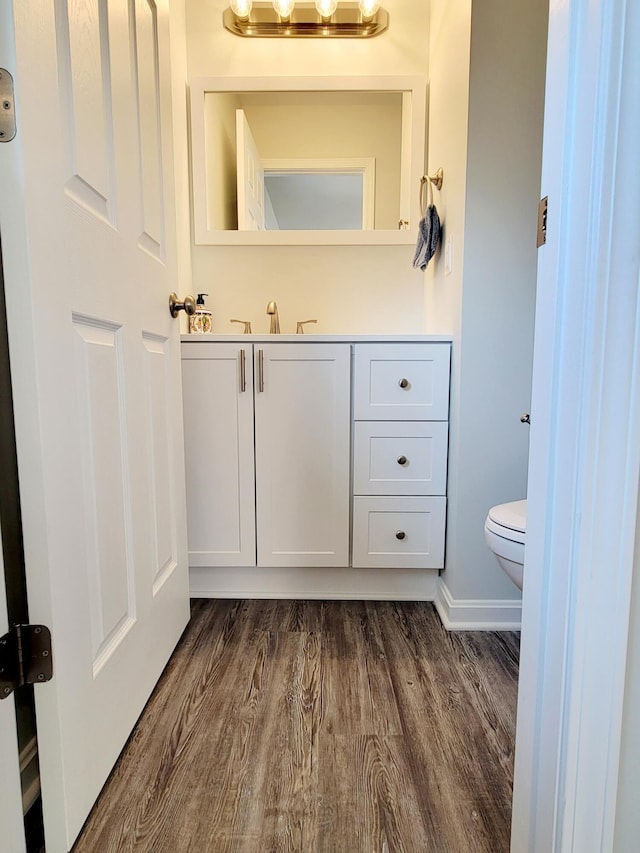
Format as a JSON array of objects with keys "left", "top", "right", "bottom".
[
  {"left": 0, "top": 1, "right": 189, "bottom": 849},
  {"left": 254, "top": 344, "right": 351, "bottom": 567},
  {"left": 0, "top": 519, "right": 26, "bottom": 853},
  {"left": 236, "top": 108, "right": 265, "bottom": 230},
  {"left": 181, "top": 342, "right": 256, "bottom": 567}
]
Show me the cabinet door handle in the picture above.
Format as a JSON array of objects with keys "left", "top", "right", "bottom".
[
  {"left": 399, "top": 377, "right": 409, "bottom": 389},
  {"left": 396, "top": 530, "right": 406, "bottom": 540},
  {"left": 397, "top": 455, "right": 407, "bottom": 466},
  {"left": 258, "top": 348, "right": 264, "bottom": 392},
  {"left": 239, "top": 348, "right": 246, "bottom": 392}
]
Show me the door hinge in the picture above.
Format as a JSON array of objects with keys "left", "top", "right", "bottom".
[
  {"left": 0, "top": 68, "right": 17, "bottom": 142},
  {"left": 536, "top": 195, "right": 548, "bottom": 247},
  {"left": 0, "top": 625, "right": 53, "bottom": 700}
]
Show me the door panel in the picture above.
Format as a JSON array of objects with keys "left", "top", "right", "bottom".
[
  {"left": 134, "top": 0, "right": 166, "bottom": 255},
  {"left": 59, "top": 0, "right": 114, "bottom": 221},
  {"left": 1, "top": 0, "right": 190, "bottom": 848},
  {"left": 73, "top": 317, "right": 136, "bottom": 668},
  {"left": 181, "top": 342, "right": 256, "bottom": 568},
  {"left": 254, "top": 344, "right": 351, "bottom": 567},
  {"left": 143, "top": 332, "right": 181, "bottom": 592}
]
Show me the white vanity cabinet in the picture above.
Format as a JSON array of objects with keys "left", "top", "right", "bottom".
[
  {"left": 181, "top": 341, "right": 351, "bottom": 569},
  {"left": 351, "top": 343, "right": 451, "bottom": 569}
]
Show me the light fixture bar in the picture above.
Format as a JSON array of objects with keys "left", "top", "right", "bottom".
[{"left": 223, "top": 2, "right": 389, "bottom": 38}]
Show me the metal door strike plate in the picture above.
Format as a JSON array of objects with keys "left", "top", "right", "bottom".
[{"left": 0, "top": 69, "right": 16, "bottom": 142}]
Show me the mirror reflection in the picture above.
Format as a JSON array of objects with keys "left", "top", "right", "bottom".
[
  {"left": 263, "top": 170, "right": 371, "bottom": 230},
  {"left": 204, "top": 90, "right": 404, "bottom": 231}
]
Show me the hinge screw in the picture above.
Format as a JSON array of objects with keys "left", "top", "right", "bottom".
[{"left": 2, "top": 100, "right": 10, "bottom": 110}]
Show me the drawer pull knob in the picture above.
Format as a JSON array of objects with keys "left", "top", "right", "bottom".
[
  {"left": 399, "top": 378, "right": 409, "bottom": 389},
  {"left": 396, "top": 530, "right": 406, "bottom": 540},
  {"left": 397, "top": 455, "right": 407, "bottom": 466}
]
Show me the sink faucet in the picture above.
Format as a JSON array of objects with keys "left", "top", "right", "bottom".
[{"left": 266, "top": 301, "right": 280, "bottom": 334}]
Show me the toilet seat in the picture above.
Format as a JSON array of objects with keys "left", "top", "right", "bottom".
[
  {"left": 486, "top": 500, "right": 527, "bottom": 544},
  {"left": 484, "top": 499, "right": 526, "bottom": 590}
]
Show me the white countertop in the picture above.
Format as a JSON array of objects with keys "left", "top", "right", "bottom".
[{"left": 180, "top": 334, "right": 453, "bottom": 343}]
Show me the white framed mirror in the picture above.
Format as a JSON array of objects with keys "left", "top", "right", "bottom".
[{"left": 189, "top": 76, "right": 426, "bottom": 246}]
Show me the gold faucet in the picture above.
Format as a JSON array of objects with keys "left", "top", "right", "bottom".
[{"left": 266, "top": 301, "right": 280, "bottom": 334}]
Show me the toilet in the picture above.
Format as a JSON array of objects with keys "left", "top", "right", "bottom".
[{"left": 484, "top": 499, "right": 527, "bottom": 590}]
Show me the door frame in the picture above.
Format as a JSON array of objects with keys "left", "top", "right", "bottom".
[
  {"left": 0, "top": 6, "right": 37, "bottom": 848},
  {"left": 511, "top": 0, "right": 640, "bottom": 849},
  {"left": 0, "top": 528, "right": 26, "bottom": 852}
]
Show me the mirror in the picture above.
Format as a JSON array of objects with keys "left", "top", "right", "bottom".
[{"left": 189, "top": 76, "right": 426, "bottom": 246}]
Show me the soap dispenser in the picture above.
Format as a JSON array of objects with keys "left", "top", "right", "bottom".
[{"left": 189, "top": 293, "right": 213, "bottom": 334}]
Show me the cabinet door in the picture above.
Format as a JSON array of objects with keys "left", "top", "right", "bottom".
[
  {"left": 255, "top": 344, "right": 351, "bottom": 567},
  {"left": 182, "top": 343, "right": 256, "bottom": 567}
]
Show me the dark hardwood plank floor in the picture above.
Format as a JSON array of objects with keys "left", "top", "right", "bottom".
[{"left": 72, "top": 600, "right": 519, "bottom": 853}]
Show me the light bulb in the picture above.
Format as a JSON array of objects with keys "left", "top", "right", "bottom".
[
  {"left": 272, "top": 0, "right": 295, "bottom": 19},
  {"left": 230, "top": 0, "right": 252, "bottom": 20},
  {"left": 315, "top": 0, "right": 338, "bottom": 19},
  {"left": 358, "top": 0, "right": 380, "bottom": 20}
]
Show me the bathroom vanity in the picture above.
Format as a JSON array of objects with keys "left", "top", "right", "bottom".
[{"left": 181, "top": 335, "right": 451, "bottom": 599}]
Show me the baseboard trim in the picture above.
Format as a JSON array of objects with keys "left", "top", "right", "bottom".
[
  {"left": 189, "top": 565, "right": 438, "bottom": 601},
  {"left": 434, "top": 577, "right": 522, "bottom": 630}
]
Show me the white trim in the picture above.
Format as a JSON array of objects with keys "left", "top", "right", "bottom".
[
  {"left": 434, "top": 578, "right": 521, "bottom": 631},
  {"left": 511, "top": 0, "right": 640, "bottom": 850},
  {"left": 0, "top": 3, "right": 46, "bottom": 849},
  {"left": 189, "top": 565, "right": 438, "bottom": 601},
  {"left": 189, "top": 75, "right": 426, "bottom": 245}
]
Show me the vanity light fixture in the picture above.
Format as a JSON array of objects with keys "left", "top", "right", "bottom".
[{"left": 223, "top": 1, "right": 389, "bottom": 38}]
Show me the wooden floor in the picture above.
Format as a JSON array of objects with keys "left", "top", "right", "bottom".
[{"left": 72, "top": 600, "right": 519, "bottom": 853}]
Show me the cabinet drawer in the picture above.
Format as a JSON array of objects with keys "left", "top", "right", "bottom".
[
  {"left": 352, "top": 496, "right": 446, "bottom": 569},
  {"left": 353, "top": 343, "right": 450, "bottom": 421},
  {"left": 353, "top": 421, "right": 448, "bottom": 496}
]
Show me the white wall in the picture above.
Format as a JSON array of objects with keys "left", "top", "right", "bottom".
[
  {"left": 186, "top": 0, "right": 430, "bottom": 335},
  {"left": 424, "top": 0, "right": 470, "bottom": 339},
  {"left": 424, "top": 0, "right": 472, "bottom": 613},
  {"left": 427, "top": 0, "right": 548, "bottom": 607}
]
